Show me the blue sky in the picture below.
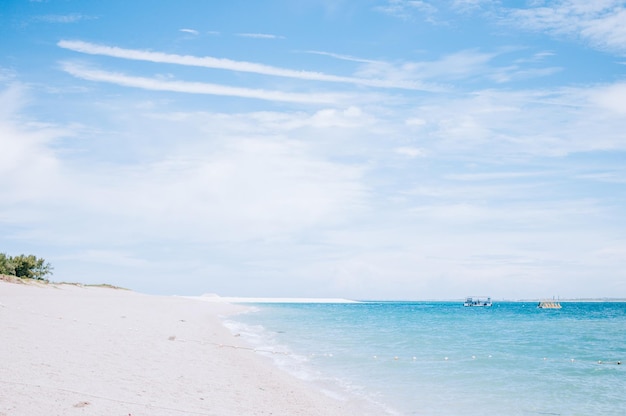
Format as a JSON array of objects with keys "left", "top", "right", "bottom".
[{"left": 2, "top": 0, "right": 626, "bottom": 299}]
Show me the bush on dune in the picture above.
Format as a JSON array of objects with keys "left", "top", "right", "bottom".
[{"left": 0, "top": 253, "right": 53, "bottom": 281}]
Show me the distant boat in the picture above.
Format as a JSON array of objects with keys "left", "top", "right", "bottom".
[
  {"left": 537, "top": 300, "right": 562, "bottom": 309},
  {"left": 464, "top": 297, "right": 492, "bottom": 307}
]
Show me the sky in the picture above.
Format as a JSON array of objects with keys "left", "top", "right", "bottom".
[{"left": 1, "top": 0, "right": 626, "bottom": 300}]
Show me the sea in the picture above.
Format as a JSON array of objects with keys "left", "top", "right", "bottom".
[{"left": 225, "top": 301, "right": 626, "bottom": 416}]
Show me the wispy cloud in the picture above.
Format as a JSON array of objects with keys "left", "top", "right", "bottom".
[
  {"left": 237, "top": 33, "right": 284, "bottom": 39},
  {"left": 375, "top": 0, "right": 439, "bottom": 21},
  {"left": 577, "top": 170, "right": 626, "bottom": 184},
  {"left": 446, "top": 171, "right": 550, "bottom": 181},
  {"left": 304, "top": 50, "right": 380, "bottom": 64},
  {"left": 395, "top": 85, "right": 626, "bottom": 158},
  {"left": 34, "top": 14, "right": 95, "bottom": 23},
  {"left": 377, "top": 1, "right": 626, "bottom": 56},
  {"left": 489, "top": 65, "right": 562, "bottom": 83},
  {"left": 60, "top": 62, "right": 345, "bottom": 104},
  {"left": 57, "top": 40, "right": 431, "bottom": 90},
  {"left": 179, "top": 28, "right": 199, "bottom": 36},
  {"left": 451, "top": 0, "right": 497, "bottom": 13},
  {"left": 354, "top": 49, "right": 495, "bottom": 84},
  {"left": 502, "top": 0, "right": 626, "bottom": 55}
]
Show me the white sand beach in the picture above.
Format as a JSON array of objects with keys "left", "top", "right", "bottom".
[{"left": 0, "top": 279, "right": 378, "bottom": 416}]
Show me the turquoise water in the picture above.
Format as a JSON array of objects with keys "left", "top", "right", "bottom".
[{"left": 227, "top": 302, "right": 626, "bottom": 415}]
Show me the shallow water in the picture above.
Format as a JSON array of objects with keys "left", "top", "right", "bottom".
[{"left": 227, "top": 302, "right": 626, "bottom": 415}]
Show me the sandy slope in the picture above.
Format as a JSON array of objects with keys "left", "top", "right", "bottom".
[{"left": 0, "top": 281, "right": 378, "bottom": 416}]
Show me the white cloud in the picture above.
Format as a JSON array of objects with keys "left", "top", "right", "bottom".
[
  {"left": 504, "top": 0, "right": 626, "bottom": 55},
  {"left": 353, "top": 49, "right": 498, "bottom": 87},
  {"left": 179, "top": 28, "right": 199, "bottom": 36},
  {"left": 307, "top": 106, "right": 369, "bottom": 128},
  {"left": 0, "top": 84, "right": 369, "bottom": 247},
  {"left": 304, "top": 50, "right": 380, "bottom": 64},
  {"left": 577, "top": 170, "right": 626, "bottom": 184},
  {"left": 406, "top": 85, "right": 626, "bottom": 157},
  {"left": 588, "top": 81, "right": 626, "bottom": 114},
  {"left": 34, "top": 14, "right": 94, "bottom": 23},
  {"left": 0, "top": 82, "right": 25, "bottom": 116},
  {"left": 446, "top": 171, "right": 548, "bottom": 181},
  {"left": 57, "top": 40, "right": 431, "bottom": 90},
  {"left": 60, "top": 61, "right": 345, "bottom": 104},
  {"left": 68, "top": 138, "right": 367, "bottom": 242},
  {"left": 395, "top": 146, "right": 425, "bottom": 158},
  {"left": 377, "top": 1, "right": 626, "bottom": 56},
  {"left": 0, "top": 86, "right": 66, "bottom": 206},
  {"left": 237, "top": 33, "right": 284, "bottom": 39},
  {"left": 451, "top": 0, "right": 497, "bottom": 13},
  {"left": 375, "top": 0, "right": 439, "bottom": 21},
  {"left": 405, "top": 117, "right": 426, "bottom": 127}
]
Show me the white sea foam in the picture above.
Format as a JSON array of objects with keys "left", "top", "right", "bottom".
[{"left": 224, "top": 306, "right": 404, "bottom": 415}]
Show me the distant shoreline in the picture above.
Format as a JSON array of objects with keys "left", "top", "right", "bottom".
[{"left": 190, "top": 293, "right": 626, "bottom": 303}]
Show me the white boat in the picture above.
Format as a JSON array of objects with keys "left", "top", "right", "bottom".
[{"left": 464, "top": 297, "right": 492, "bottom": 307}]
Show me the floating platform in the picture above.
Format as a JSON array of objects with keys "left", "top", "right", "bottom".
[{"left": 537, "top": 301, "right": 562, "bottom": 309}]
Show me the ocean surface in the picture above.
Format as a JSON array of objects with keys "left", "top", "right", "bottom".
[{"left": 225, "top": 301, "right": 626, "bottom": 416}]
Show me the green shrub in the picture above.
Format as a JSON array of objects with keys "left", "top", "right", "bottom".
[{"left": 0, "top": 253, "right": 53, "bottom": 281}]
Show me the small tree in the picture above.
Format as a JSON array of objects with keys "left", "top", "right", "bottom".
[
  {"left": 32, "top": 256, "right": 53, "bottom": 280},
  {"left": 6, "top": 254, "right": 53, "bottom": 281},
  {"left": 0, "top": 253, "right": 16, "bottom": 276}
]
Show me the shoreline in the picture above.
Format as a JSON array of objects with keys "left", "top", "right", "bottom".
[{"left": 0, "top": 280, "right": 381, "bottom": 415}]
